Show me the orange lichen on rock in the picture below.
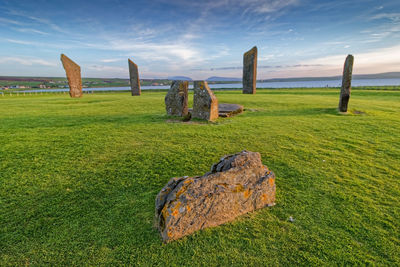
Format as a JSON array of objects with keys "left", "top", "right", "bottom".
[
  {"left": 243, "top": 189, "right": 251, "bottom": 198},
  {"left": 269, "top": 177, "right": 275, "bottom": 187},
  {"left": 155, "top": 150, "right": 276, "bottom": 243}
]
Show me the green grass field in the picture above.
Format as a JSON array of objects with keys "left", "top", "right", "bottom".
[{"left": 0, "top": 89, "right": 399, "bottom": 265}]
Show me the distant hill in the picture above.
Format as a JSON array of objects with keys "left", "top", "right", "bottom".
[
  {"left": 206, "top": 76, "right": 242, "bottom": 82},
  {"left": 167, "top": 76, "right": 192, "bottom": 81}
]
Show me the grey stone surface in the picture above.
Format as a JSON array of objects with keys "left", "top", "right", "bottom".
[
  {"left": 339, "top": 55, "right": 354, "bottom": 112},
  {"left": 60, "top": 54, "right": 82, "bottom": 98},
  {"left": 155, "top": 150, "right": 276, "bottom": 242},
  {"left": 192, "top": 81, "right": 219, "bottom": 121},
  {"left": 242, "top": 46, "right": 257, "bottom": 94},
  {"left": 128, "top": 59, "right": 141, "bottom": 96},
  {"left": 165, "top": 81, "right": 189, "bottom": 116},
  {"left": 218, "top": 103, "right": 244, "bottom": 117}
]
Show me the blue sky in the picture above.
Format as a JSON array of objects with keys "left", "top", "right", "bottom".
[{"left": 0, "top": 0, "right": 399, "bottom": 79}]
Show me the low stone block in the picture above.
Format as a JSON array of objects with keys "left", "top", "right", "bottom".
[{"left": 155, "top": 150, "right": 276, "bottom": 242}]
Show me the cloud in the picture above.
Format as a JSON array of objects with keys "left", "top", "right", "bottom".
[
  {"left": 0, "top": 17, "right": 24, "bottom": 25},
  {"left": 14, "top": 28, "right": 49, "bottom": 35},
  {"left": 191, "top": 64, "right": 323, "bottom": 71},
  {"left": 5, "top": 39, "right": 35, "bottom": 45},
  {"left": 0, "top": 56, "right": 57, "bottom": 67},
  {"left": 100, "top": 58, "right": 123, "bottom": 63},
  {"left": 301, "top": 44, "right": 400, "bottom": 74},
  {"left": 370, "top": 13, "right": 400, "bottom": 22},
  {"left": 6, "top": 9, "right": 66, "bottom": 34},
  {"left": 86, "top": 39, "right": 201, "bottom": 62}
]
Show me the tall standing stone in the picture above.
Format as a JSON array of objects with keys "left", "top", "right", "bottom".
[
  {"left": 242, "top": 46, "right": 257, "bottom": 94},
  {"left": 128, "top": 59, "right": 141, "bottom": 96},
  {"left": 338, "top": 55, "right": 354, "bottom": 112},
  {"left": 60, "top": 54, "right": 82, "bottom": 98},
  {"left": 165, "top": 81, "right": 189, "bottom": 116},
  {"left": 192, "top": 81, "right": 219, "bottom": 121}
]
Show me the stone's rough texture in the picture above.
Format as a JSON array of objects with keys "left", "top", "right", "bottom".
[
  {"left": 192, "top": 81, "right": 219, "bottom": 121},
  {"left": 165, "top": 81, "right": 189, "bottom": 116},
  {"left": 243, "top": 46, "right": 257, "bottom": 94},
  {"left": 128, "top": 59, "right": 141, "bottom": 96},
  {"left": 218, "top": 103, "right": 244, "bottom": 117},
  {"left": 155, "top": 150, "right": 276, "bottom": 242},
  {"left": 60, "top": 54, "right": 82, "bottom": 98},
  {"left": 339, "top": 55, "right": 354, "bottom": 112}
]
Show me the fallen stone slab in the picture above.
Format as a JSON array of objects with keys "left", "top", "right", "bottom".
[
  {"left": 218, "top": 103, "right": 244, "bottom": 117},
  {"left": 60, "top": 54, "right": 82, "bottom": 98},
  {"left": 155, "top": 150, "right": 276, "bottom": 242},
  {"left": 188, "top": 103, "right": 243, "bottom": 118}
]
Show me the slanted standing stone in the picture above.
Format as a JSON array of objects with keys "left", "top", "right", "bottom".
[
  {"left": 242, "top": 46, "right": 257, "bottom": 94},
  {"left": 128, "top": 59, "right": 141, "bottom": 96},
  {"left": 165, "top": 81, "right": 189, "bottom": 116},
  {"left": 192, "top": 81, "right": 218, "bottom": 121},
  {"left": 155, "top": 150, "right": 276, "bottom": 242},
  {"left": 338, "top": 55, "right": 354, "bottom": 112},
  {"left": 60, "top": 54, "right": 82, "bottom": 98}
]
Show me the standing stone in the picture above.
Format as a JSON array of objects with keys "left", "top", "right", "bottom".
[
  {"left": 165, "top": 81, "right": 189, "bottom": 116},
  {"left": 60, "top": 54, "right": 82, "bottom": 98},
  {"left": 338, "top": 55, "right": 354, "bottom": 112},
  {"left": 128, "top": 59, "right": 141, "bottom": 96},
  {"left": 192, "top": 81, "right": 219, "bottom": 121},
  {"left": 242, "top": 46, "right": 257, "bottom": 94},
  {"left": 155, "top": 150, "right": 276, "bottom": 242}
]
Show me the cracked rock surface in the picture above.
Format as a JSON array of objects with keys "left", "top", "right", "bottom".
[{"left": 155, "top": 150, "right": 276, "bottom": 242}]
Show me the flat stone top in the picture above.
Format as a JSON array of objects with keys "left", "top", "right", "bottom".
[
  {"left": 218, "top": 103, "right": 243, "bottom": 113},
  {"left": 188, "top": 103, "right": 243, "bottom": 118}
]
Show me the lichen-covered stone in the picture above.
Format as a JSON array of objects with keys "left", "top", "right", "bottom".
[
  {"left": 192, "top": 81, "right": 218, "bottom": 121},
  {"left": 128, "top": 59, "right": 141, "bottom": 96},
  {"left": 165, "top": 81, "right": 189, "bottom": 116},
  {"left": 242, "top": 46, "right": 257, "bottom": 94},
  {"left": 60, "top": 54, "right": 82, "bottom": 98},
  {"left": 155, "top": 150, "right": 276, "bottom": 242},
  {"left": 338, "top": 55, "right": 354, "bottom": 112}
]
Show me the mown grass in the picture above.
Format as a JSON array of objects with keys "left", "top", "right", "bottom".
[{"left": 0, "top": 88, "right": 399, "bottom": 266}]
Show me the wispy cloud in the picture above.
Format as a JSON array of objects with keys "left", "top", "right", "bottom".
[
  {"left": 14, "top": 28, "right": 49, "bottom": 35},
  {"left": 100, "top": 58, "right": 124, "bottom": 63},
  {"left": 5, "top": 39, "right": 35, "bottom": 45},
  {"left": 0, "top": 56, "right": 57, "bottom": 66},
  {"left": 0, "top": 17, "right": 24, "bottom": 25},
  {"left": 371, "top": 12, "right": 400, "bottom": 22},
  {"left": 302, "top": 44, "right": 400, "bottom": 74}
]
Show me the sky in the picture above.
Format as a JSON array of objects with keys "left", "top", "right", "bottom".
[{"left": 0, "top": 0, "right": 399, "bottom": 79}]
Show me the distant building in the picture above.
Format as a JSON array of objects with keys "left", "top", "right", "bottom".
[{"left": 39, "top": 84, "right": 47, "bottom": 89}]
